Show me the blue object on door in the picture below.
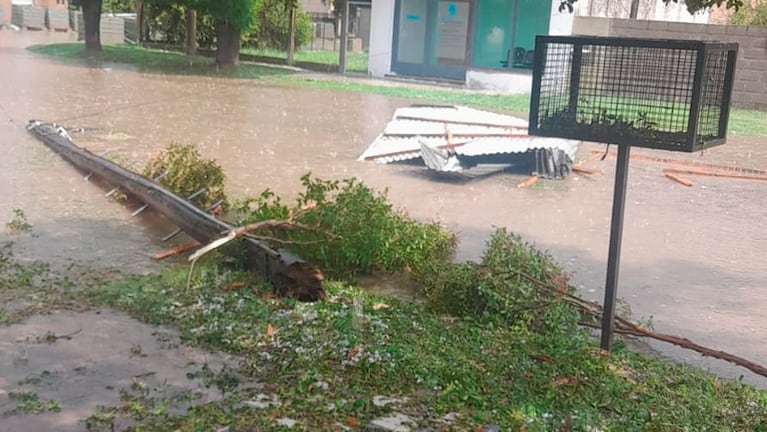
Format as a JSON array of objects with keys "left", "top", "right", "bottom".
[{"left": 448, "top": 3, "right": 456, "bottom": 15}]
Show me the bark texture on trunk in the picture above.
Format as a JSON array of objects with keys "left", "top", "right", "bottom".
[
  {"left": 81, "top": 0, "right": 103, "bottom": 53},
  {"left": 215, "top": 19, "right": 241, "bottom": 67},
  {"left": 186, "top": 9, "right": 197, "bottom": 56},
  {"left": 135, "top": 0, "right": 144, "bottom": 44}
]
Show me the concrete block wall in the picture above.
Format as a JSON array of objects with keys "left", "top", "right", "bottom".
[{"left": 573, "top": 16, "right": 767, "bottom": 110}]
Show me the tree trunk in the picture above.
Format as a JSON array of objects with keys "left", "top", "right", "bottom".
[
  {"left": 287, "top": 7, "right": 296, "bottom": 65},
  {"left": 186, "top": 8, "right": 197, "bottom": 56},
  {"left": 215, "top": 20, "right": 240, "bottom": 67},
  {"left": 81, "top": 0, "right": 103, "bottom": 53},
  {"left": 135, "top": 0, "right": 143, "bottom": 45}
]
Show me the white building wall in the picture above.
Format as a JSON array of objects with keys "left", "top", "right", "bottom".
[
  {"left": 653, "top": 0, "right": 709, "bottom": 23},
  {"left": 548, "top": 0, "right": 575, "bottom": 35},
  {"left": 368, "top": 0, "right": 395, "bottom": 77}
]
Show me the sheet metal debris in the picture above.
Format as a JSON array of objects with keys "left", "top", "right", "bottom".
[{"left": 359, "top": 105, "right": 580, "bottom": 180}]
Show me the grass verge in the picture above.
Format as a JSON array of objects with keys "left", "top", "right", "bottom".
[
  {"left": 26, "top": 43, "right": 291, "bottom": 80},
  {"left": 241, "top": 47, "right": 369, "bottom": 73},
  {"left": 3, "top": 237, "right": 766, "bottom": 431},
  {"left": 89, "top": 261, "right": 766, "bottom": 431},
  {"left": 28, "top": 43, "right": 766, "bottom": 136}
]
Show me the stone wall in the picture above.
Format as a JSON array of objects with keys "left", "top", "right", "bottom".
[{"left": 573, "top": 16, "right": 767, "bottom": 110}]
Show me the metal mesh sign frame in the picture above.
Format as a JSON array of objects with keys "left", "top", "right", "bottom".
[{"left": 529, "top": 36, "right": 738, "bottom": 152}]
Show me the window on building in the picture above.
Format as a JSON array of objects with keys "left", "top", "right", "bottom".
[{"left": 471, "top": 0, "right": 551, "bottom": 70}]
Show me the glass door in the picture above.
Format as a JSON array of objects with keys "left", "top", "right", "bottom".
[{"left": 392, "top": 0, "right": 470, "bottom": 81}]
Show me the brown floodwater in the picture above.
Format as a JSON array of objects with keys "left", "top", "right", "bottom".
[{"left": 1, "top": 29, "right": 766, "bottom": 387}]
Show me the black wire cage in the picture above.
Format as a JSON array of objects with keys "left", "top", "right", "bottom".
[{"left": 529, "top": 36, "right": 738, "bottom": 152}]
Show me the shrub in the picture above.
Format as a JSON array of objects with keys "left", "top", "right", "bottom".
[
  {"left": 143, "top": 4, "right": 217, "bottom": 49},
  {"left": 244, "top": 0, "right": 313, "bottom": 50},
  {"left": 414, "top": 228, "right": 580, "bottom": 333},
  {"left": 234, "top": 174, "right": 456, "bottom": 279},
  {"left": 729, "top": 1, "right": 767, "bottom": 26},
  {"left": 143, "top": 143, "right": 227, "bottom": 211}
]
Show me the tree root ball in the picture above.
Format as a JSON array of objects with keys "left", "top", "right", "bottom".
[{"left": 271, "top": 262, "right": 326, "bottom": 302}]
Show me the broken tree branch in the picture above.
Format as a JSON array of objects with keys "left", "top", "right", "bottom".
[
  {"left": 188, "top": 203, "right": 317, "bottom": 262},
  {"left": 505, "top": 269, "right": 767, "bottom": 378},
  {"left": 152, "top": 240, "right": 201, "bottom": 260}
]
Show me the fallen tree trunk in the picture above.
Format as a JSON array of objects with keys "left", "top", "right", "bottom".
[{"left": 26, "top": 122, "right": 291, "bottom": 280}]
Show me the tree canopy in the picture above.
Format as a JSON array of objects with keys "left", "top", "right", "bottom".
[{"left": 189, "top": 0, "right": 259, "bottom": 30}]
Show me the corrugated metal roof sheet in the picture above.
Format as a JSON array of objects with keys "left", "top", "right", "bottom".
[
  {"left": 392, "top": 106, "right": 529, "bottom": 128},
  {"left": 383, "top": 119, "right": 526, "bottom": 137},
  {"left": 359, "top": 105, "right": 579, "bottom": 164}
]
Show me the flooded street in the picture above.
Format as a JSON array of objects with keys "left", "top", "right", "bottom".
[{"left": 1, "top": 28, "right": 766, "bottom": 388}]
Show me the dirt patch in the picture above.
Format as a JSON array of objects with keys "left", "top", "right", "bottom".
[{"left": 0, "top": 309, "right": 242, "bottom": 432}]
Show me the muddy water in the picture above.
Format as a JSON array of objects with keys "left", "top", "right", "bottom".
[{"left": 1, "top": 29, "right": 766, "bottom": 387}]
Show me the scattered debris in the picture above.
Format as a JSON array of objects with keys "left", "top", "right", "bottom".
[
  {"left": 591, "top": 150, "right": 767, "bottom": 187},
  {"left": 360, "top": 105, "right": 579, "bottom": 180},
  {"left": 661, "top": 167, "right": 767, "bottom": 186},
  {"left": 663, "top": 170, "right": 694, "bottom": 187},
  {"left": 242, "top": 393, "right": 281, "bottom": 409},
  {"left": 151, "top": 240, "right": 201, "bottom": 260},
  {"left": 516, "top": 175, "right": 539, "bottom": 189},
  {"left": 372, "top": 395, "right": 408, "bottom": 407},
  {"left": 367, "top": 413, "right": 416, "bottom": 432},
  {"left": 276, "top": 417, "right": 297, "bottom": 428},
  {"left": 572, "top": 165, "right": 603, "bottom": 176},
  {"left": 35, "top": 328, "right": 82, "bottom": 344}
]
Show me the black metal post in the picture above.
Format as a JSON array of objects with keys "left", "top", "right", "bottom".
[{"left": 600, "top": 143, "right": 632, "bottom": 351}]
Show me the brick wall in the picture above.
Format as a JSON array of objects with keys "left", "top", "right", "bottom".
[
  {"left": 34, "top": 0, "right": 68, "bottom": 9},
  {"left": 0, "top": 0, "right": 10, "bottom": 25},
  {"left": 573, "top": 16, "right": 767, "bottom": 110}
]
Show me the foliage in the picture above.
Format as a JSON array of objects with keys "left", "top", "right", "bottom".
[
  {"left": 676, "top": 0, "right": 745, "bottom": 13},
  {"left": 142, "top": 2, "right": 217, "bottom": 48},
  {"left": 538, "top": 107, "right": 666, "bottom": 143},
  {"left": 234, "top": 174, "right": 456, "bottom": 279},
  {"left": 414, "top": 229, "right": 579, "bottom": 330},
  {"left": 8, "top": 392, "right": 61, "bottom": 415},
  {"left": 244, "top": 0, "right": 312, "bottom": 50},
  {"left": 102, "top": 0, "right": 134, "bottom": 13},
  {"left": 94, "top": 259, "right": 767, "bottom": 431},
  {"left": 5, "top": 208, "right": 31, "bottom": 234},
  {"left": 143, "top": 143, "right": 228, "bottom": 211},
  {"left": 557, "top": 0, "right": 745, "bottom": 13},
  {"left": 193, "top": 0, "right": 260, "bottom": 31},
  {"left": 730, "top": 0, "right": 767, "bottom": 25}
]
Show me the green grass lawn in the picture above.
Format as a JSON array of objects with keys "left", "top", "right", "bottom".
[
  {"left": 241, "top": 47, "right": 369, "bottom": 73},
  {"left": 86, "top": 268, "right": 767, "bottom": 431},
  {"left": 27, "top": 43, "right": 767, "bottom": 137},
  {"left": 27, "top": 43, "right": 292, "bottom": 80},
  {"left": 4, "top": 248, "right": 764, "bottom": 431}
]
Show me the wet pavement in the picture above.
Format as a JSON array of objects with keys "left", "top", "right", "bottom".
[{"left": 1, "top": 29, "right": 766, "bottom": 388}]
